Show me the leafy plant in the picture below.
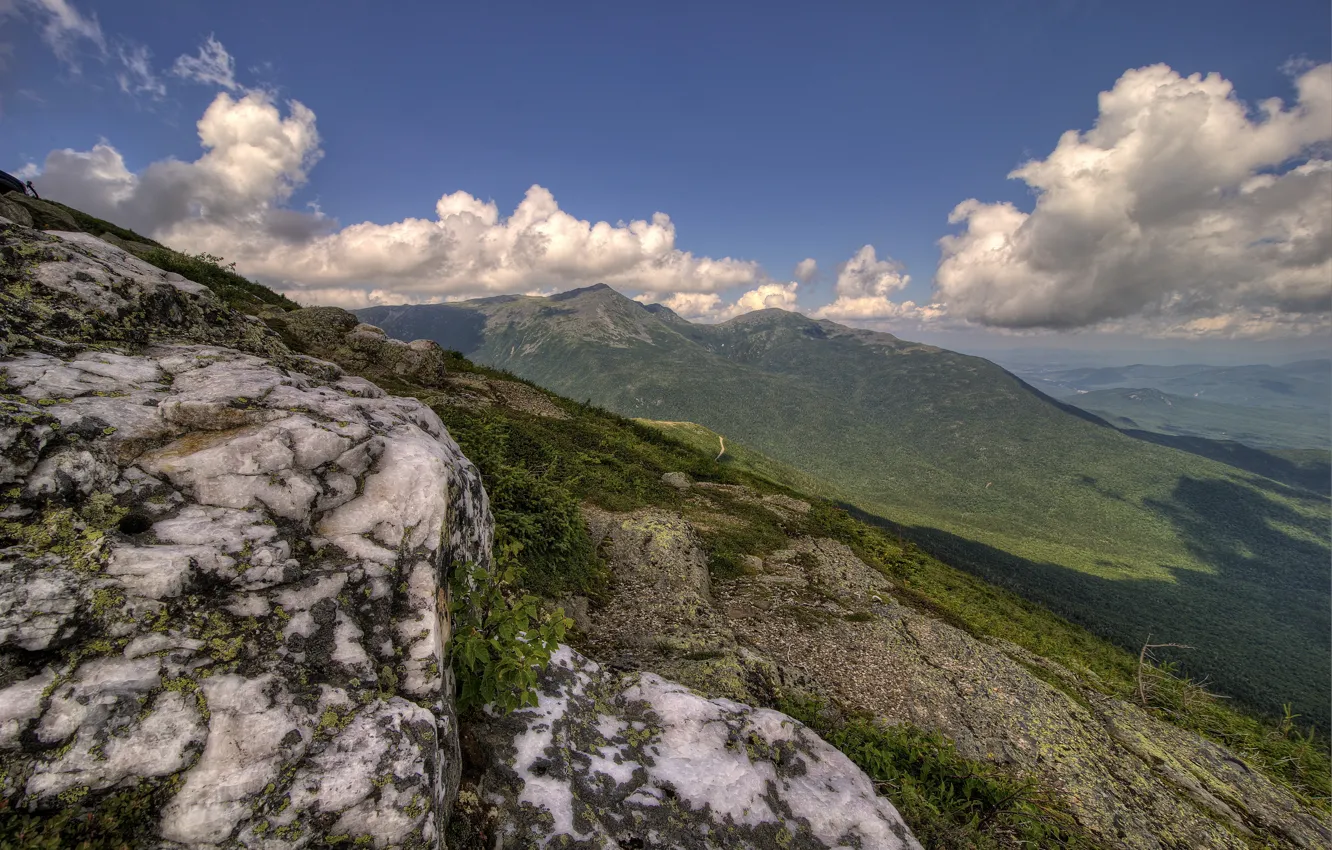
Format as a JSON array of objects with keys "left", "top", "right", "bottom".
[{"left": 448, "top": 558, "right": 571, "bottom": 715}]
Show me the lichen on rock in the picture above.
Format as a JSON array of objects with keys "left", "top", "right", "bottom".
[
  {"left": 0, "top": 221, "right": 493, "bottom": 846},
  {"left": 574, "top": 490, "right": 1331, "bottom": 849},
  {"left": 0, "top": 217, "right": 930, "bottom": 849},
  {"left": 469, "top": 644, "right": 922, "bottom": 850}
]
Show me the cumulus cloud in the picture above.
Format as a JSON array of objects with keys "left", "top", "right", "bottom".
[
  {"left": 171, "top": 34, "right": 239, "bottom": 90},
  {"left": 793, "top": 257, "right": 819, "bottom": 283},
  {"left": 31, "top": 90, "right": 766, "bottom": 305},
  {"left": 640, "top": 281, "right": 801, "bottom": 322},
  {"left": 936, "top": 62, "right": 1332, "bottom": 337},
  {"left": 809, "top": 244, "right": 928, "bottom": 321},
  {"left": 116, "top": 42, "right": 165, "bottom": 98}
]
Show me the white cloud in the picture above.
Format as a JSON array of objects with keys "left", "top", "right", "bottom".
[
  {"left": 171, "top": 34, "right": 239, "bottom": 91},
  {"left": 116, "top": 42, "right": 165, "bottom": 99},
  {"left": 32, "top": 90, "right": 766, "bottom": 305},
  {"left": 21, "top": 0, "right": 104, "bottom": 70},
  {"left": 793, "top": 257, "right": 818, "bottom": 283},
  {"left": 936, "top": 62, "right": 1332, "bottom": 335},
  {"left": 733, "top": 281, "right": 800, "bottom": 314},
  {"left": 14, "top": 162, "right": 39, "bottom": 179},
  {"left": 642, "top": 281, "right": 800, "bottom": 322},
  {"left": 810, "top": 244, "right": 922, "bottom": 321}
]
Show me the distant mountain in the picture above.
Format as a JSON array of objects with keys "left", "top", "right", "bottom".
[
  {"left": 1009, "top": 360, "right": 1331, "bottom": 412},
  {"left": 356, "top": 287, "right": 1331, "bottom": 722},
  {"left": 1071, "top": 387, "right": 1330, "bottom": 451}
]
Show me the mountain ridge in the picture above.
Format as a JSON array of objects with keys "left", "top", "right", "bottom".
[{"left": 354, "top": 284, "right": 1332, "bottom": 725}]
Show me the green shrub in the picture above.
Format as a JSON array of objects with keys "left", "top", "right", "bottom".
[
  {"left": 0, "top": 781, "right": 165, "bottom": 850},
  {"left": 449, "top": 560, "right": 571, "bottom": 715}
]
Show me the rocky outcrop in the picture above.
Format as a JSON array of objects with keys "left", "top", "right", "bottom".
[
  {"left": 0, "top": 228, "right": 285, "bottom": 359},
  {"left": 0, "top": 195, "right": 34, "bottom": 229},
  {"left": 0, "top": 193, "right": 79, "bottom": 232},
  {"left": 0, "top": 219, "right": 492, "bottom": 846},
  {"left": 0, "top": 217, "right": 928, "bottom": 848},
  {"left": 576, "top": 490, "right": 1330, "bottom": 850},
  {"left": 263, "top": 306, "right": 451, "bottom": 390},
  {"left": 467, "top": 645, "right": 922, "bottom": 850}
]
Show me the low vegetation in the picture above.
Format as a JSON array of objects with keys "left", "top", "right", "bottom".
[
  {"left": 134, "top": 248, "right": 300, "bottom": 313},
  {"left": 779, "top": 694, "right": 1097, "bottom": 849},
  {"left": 369, "top": 295, "right": 1330, "bottom": 725},
  {"left": 12, "top": 235, "right": 1323, "bottom": 847}
]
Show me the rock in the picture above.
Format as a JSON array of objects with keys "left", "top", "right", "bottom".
[
  {"left": 442, "top": 372, "right": 571, "bottom": 419},
  {"left": 0, "top": 223, "right": 495, "bottom": 847},
  {"left": 577, "top": 506, "right": 795, "bottom": 706},
  {"left": 265, "top": 306, "right": 451, "bottom": 389},
  {"left": 470, "top": 645, "right": 922, "bottom": 850},
  {"left": 94, "top": 232, "right": 157, "bottom": 255},
  {"left": 661, "top": 470, "right": 693, "bottom": 490},
  {"left": 0, "top": 223, "right": 287, "bottom": 359},
  {"left": 0, "top": 193, "right": 79, "bottom": 231},
  {"left": 578, "top": 496, "right": 1330, "bottom": 849},
  {"left": 0, "top": 193, "right": 35, "bottom": 228}
]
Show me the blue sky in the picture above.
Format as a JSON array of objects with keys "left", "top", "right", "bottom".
[{"left": 1, "top": 0, "right": 1329, "bottom": 358}]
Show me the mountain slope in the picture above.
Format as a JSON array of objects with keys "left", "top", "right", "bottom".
[
  {"left": 14, "top": 200, "right": 1328, "bottom": 848},
  {"left": 357, "top": 291, "right": 1332, "bottom": 724}
]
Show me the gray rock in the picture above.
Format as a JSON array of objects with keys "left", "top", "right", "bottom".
[
  {"left": 0, "top": 194, "right": 35, "bottom": 228},
  {"left": 661, "top": 470, "right": 693, "bottom": 490},
  {"left": 471, "top": 645, "right": 922, "bottom": 850},
  {"left": 577, "top": 493, "right": 1330, "bottom": 849},
  {"left": 0, "top": 225, "right": 495, "bottom": 847},
  {"left": 0, "top": 223, "right": 288, "bottom": 358},
  {"left": 0, "top": 193, "right": 79, "bottom": 230},
  {"left": 265, "top": 306, "right": 451, "bottom": 389},
  {"left": 96, "top": 231, "right": 159, "bottom": 255}
]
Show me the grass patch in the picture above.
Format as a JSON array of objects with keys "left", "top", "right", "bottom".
[
  {"left": 780, "top": 693, "right": 1100, "bottom": 849},
  {"left": 135, "top": 249, "right": 300, "bottom": 313},
  {"left": 45, "top": 201, "right": 165, "bottom": 249}
]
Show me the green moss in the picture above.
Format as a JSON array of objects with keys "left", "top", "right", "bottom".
[
  {"left": 0, "top": 494, "right": 127, "bottom": 573},
  {"left": 162, "top": 677, "right": 210, "bottom": 723}
]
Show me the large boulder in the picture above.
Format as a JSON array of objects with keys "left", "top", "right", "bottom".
[
  {"left": 0, "top": 226, "right": 287, "bottom": 359},
  {"left": 468, "top": 645, "right": 922, "bottom": 849},
  {"left": 0, "top": 193, "right": 79, "bottom": 231},
  {"left": 0, "top": 194, "right": 34, "bottom": 228},
  {"left": 0, "top": 222, "right": 493, "bottom": 846},
  {"left": 265, "top": 306, "right": 451, "bottom": 389}
]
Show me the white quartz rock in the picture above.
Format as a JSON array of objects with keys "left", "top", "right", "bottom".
[{"left": 477, "top": 645, "right": 923, "bottom": 850}]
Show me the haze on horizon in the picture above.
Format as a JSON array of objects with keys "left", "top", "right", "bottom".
[{"left": 1, "top": 0, "right": 1329, "bottom": 363}]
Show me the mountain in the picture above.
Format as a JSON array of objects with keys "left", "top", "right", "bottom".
[
  {"left": 1070, "top": 386, "right": 1331, "bottom": 452},
  {"left": 357, "top": 288, "right": 1332, "bottom": 725},
  {"left": 9, "top": 201, "right": 1326, "bottom": 847},
  {"left": 1009, "top": 360, "right": 1332, "bottom": 412}
]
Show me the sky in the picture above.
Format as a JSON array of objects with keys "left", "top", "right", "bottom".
[{"left": 1, "top": 0, "right": 1329, "bottom": 362}]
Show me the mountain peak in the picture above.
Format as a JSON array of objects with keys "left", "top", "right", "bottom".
[{"left": 548, "top": 282, "right": 617, "bottom": 302}]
